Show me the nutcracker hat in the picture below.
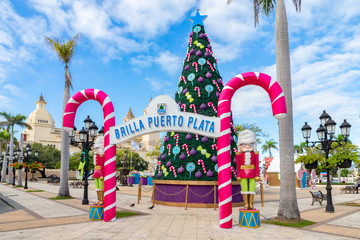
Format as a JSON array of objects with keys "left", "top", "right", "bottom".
[
  {"left": 237, "top": 130, "right": 257, "bottom": 150},
  {"left": 94, "top": 136, "right": 104, "bottom": 152}
]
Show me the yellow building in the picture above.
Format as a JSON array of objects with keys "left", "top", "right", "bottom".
[{"left": 22, "top": 94, "right": 160, "bottom": 169}]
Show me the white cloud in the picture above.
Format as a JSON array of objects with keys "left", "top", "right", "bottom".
[
  {"left": 3, "top": 84, "right": 26, "bottom": 97},
  {"left": 154, "top": 51, "right": 182, "bottom": 75}
]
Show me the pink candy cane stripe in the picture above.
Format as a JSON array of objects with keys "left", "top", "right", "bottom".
[
  {"left": 212, "top": 144, "right": 217, "bottom": 151},
  {"left": 217, "top": 72, "right": 287, "bottom": 229},
  {"left": 181, "top": 104, "right": 186, "bottom": 112},
  {"left": 212, "top": 80, "right": 221, "bottom": 91},
  {"left": 205, "top": 48, "right": 214, "bottom": 58},
  {"left": 208, "top": 102, "right": 217, "bottom": 113},
  {"left": 192, "top": 62, "right": 198, "bottom": 72},
  {"left": 194, "top": 87, "right": 201, "bottom": 97},
  {"left": 174, "top": 134, "right": 179, "bottom": 146},
  {"left": 230, "top": 166, "right": 236, "bottom": 178},
  {"left": 198, "top": 159, "right": 206, "bottom": 173},
  {"left": 169, "top": 166, "right": 177, "bottom": 177},
  {"left": 186, "top": 53, "right": 190, "bottom": 62},
  {"left": 230, "top": 122, "right": 237, "bottom": 134},
  {"left": 180, "top": 76, "right": 187, "bottom": 84},
  {"left": 167, "top": 144, "right": 171, "bottom": 155},
  {"left": 190, "top": 104, "right": 197, "bottom": 114},
  {"left": 189, "top": 37, "right": 192, "bottom": 47},
  {"left": 63, "top": 89, "right": 116, "bottom": 222},
  {"left": 207, "top": 61, "right": 215, "bottom": 71},
  {"left": 182, "top": 144, "right": 190, "bottom": 156}
]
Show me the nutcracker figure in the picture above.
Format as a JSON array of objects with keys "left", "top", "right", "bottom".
[
  {"left": 93, "top": 136, "right": 104, "bottom": 205},
  {"left": 236, "top": 130, "right": 260, "bottom": 209}
]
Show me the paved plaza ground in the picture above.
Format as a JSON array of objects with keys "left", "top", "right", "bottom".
[{"left": 0, "top": 180, "right": 359, "bottom": 240}]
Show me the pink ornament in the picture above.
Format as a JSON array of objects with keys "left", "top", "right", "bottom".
[
  {"left": 206, "top": 71, "right": 212, "bottom": 79},
  {"left": 205, "top": 48, "right": 214, "bottom": 58},
  {"left": 182, "top": 144, "right": 190, "bottom": 156},
  {"left": 208, "top": 102, "right": 217, "bottom": 113},
  {"left": 198, "top": 76, "right": 204, "bottom": 83},
  {"left": 212, "top": 80, "right": 221, "bottom": 91},
  {"left": 190, "top": 104, "right": 197, "bottom": 114},
  {"left": 200, "top": 103, "right": 207, "bottom": 109},
  {"left": 196, "top": 134, "right": 199, "bottom": 140},
  {"left": 196, "top": 50, "right": 202, "bottom": 57}
]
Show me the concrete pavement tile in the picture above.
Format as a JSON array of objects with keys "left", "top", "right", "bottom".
[
  {"left": 328, "top": 211, "right": 360, "bottom": 229},
  {"left": 0, "top": 209, "right": 37, "bottom": 223},
  {"left": 311, "top": 224, "right": 360, "bottom": 239}
]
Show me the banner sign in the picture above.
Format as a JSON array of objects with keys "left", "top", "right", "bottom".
[{"left": 109, "top": 95, "right": 220, "bottom": 145}]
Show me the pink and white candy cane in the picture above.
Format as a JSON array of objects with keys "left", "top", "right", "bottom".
[
  {"left": 181, "top": 104, "right": 186, "bottom": 112},
  {"left": 189, "top": 37, "right": 192, "bottom": 47},
  {"left": 194, "top": 87, "right": 201, "bottom": 97},
  {"left": 180, "top": 76, "right": 187, "bottom": 84},
  {"left": 186, "top": 53, "right": 190, "bottom": 62},
  {"left": 212, "top": 80, "right": 221, "bottom": 91},
  {"left": 167, "top": 144, "right": 171, "bottom": 155},
  {"left": 157, "top": 161, "right": 161, "bottom": 171},
  {"left": 182, "top": 144, "right": 190, "bottom": 156},
  {"left": 205, "top": 33, "right": 210, "bottom": 43},
  {"left": 197, "top": 159, "right": 206, "bottom": 173},
  {"left": 207, "top": 61, "right": 215, "bottom": 71},
  {"left": 62, "top": 89, "right": 116, "bottom": 222},
  {"left": 211, "top": 144, "right": 217, "bottom": 151},
  {"left": 174, "top": 134, "right": 179, "bottom": 146},
  {"left": 192, "top": 62, "right": 198, "bottom": 72},
  {"left": 230, "top": 122, "right": 237, "bottom": 134},
  {"left": 190, "top": 104, "right": 197, "bottom": 114},
  {"left": 230, "top": 166, "right": 236, "bottom": 178},
  {"left": 208, "top": 102, "right": 217, "bottom": 113},
  {"left": 217, "top": 72, "right": 287, "bottom": 228},
  {"left": 169, "top": 166, "right": 177, "bottom": 177},
  {"left": 205, "top": 48, "right": 214, "bottom": 58}
]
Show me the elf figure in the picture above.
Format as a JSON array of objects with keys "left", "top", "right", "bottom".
[
  {"left": 236, "top": 130, "right": 260, "bottom": 209},
  {"left": 93, "top": 136, "right": 104, "bottom": 205}
]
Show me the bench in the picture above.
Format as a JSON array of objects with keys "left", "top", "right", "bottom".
[
  {"left": 309, "top": 190, "right": 327, "bottom": 206},
  {"left": 69, "top": 180, "right": 83, "bottom": 188},
  {"left": 340, "top": 185, "right": 358, "bottom": 194}
]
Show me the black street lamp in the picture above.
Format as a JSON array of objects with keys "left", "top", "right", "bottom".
[
  {"left": 23, "top": 144, "right": 38, "bottom": 189},
  {"left": 12, "top": 149, "right": 19, "bottom": 186},
  {"left": 301, "top": 110, "right": 351, "bottom": 212},
  {"left": 69, "top": 115, "right": 102, "bottom": 205},
  {"left": 0, "top": 155, "right": 3, "bottom": 180}
]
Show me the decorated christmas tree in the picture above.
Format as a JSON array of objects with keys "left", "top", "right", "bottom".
[{"left": 154, "top": 10, "right": 238, "bottom": 181}]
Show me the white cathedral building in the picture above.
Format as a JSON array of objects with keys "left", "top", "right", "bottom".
[{"left": 22, "top": 94, "right": 160, "bottom": 170}]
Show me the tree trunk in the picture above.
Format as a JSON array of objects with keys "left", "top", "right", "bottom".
[
  {"left": 1, "top": 144, "right": 8, "bottom": 182},
  {"left": 17, "top": 134, "right": 24, "bottom": 186},
  {"left": 8, "top": 127, "right": 14, "bottom": 184},
  {"left": 37, "top": 167, "right": 47, "bottom": 178},
  {"left": 275, "top": 0, "right": 300, "bottom": 220},
  {"left": 58, "top": 82, "right": 70, "bottom": 197}
]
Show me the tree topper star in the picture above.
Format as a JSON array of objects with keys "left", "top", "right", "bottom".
[{"left": 189, "top": 9, "right": 207, "bottom": 27}]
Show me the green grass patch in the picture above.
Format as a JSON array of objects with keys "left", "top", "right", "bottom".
[
  {"left": 49, "top": 196, "right": 74, "bottom": 200},
  {"left": 116, "top": 211, "right": 139, "bottom": 218},
  {"left": 13, "top": 185, "right": 23, "bottom": 188},
  {"left": 262, "top": 219, "right": 316, "bottom": 228},
  {"left": 318, "top": 183, "right": 352, "bottom": 185},
  {"left": 339, "top": 202, "right": 360, "bottom": 207},
  {"left": 26, "top": 190, "right": 44, "bottom": 192}
]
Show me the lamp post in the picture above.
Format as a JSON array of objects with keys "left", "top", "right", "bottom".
[
  {"left": 301, "top": 110, "right": 351, "bottom": 212},
  {"left": 69, "top": 115, "right": 102, "bottom": 205},
  {"left": 23, "top": 144, "right": 38, "bottom": 189},
  {"left": 0, "top": 155, "right": 3, "bottom": 181},
  {"left": 12, "top": 149, "right": 19, "bottom": 186}
]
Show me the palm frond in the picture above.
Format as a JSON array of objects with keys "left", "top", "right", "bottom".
[{"left": 292, "top": 0, "right": 301, "bottom": 12}]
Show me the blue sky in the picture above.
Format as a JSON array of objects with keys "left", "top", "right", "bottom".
[{"left": 1, "top": 0, "right": 359, "bottom": 159}]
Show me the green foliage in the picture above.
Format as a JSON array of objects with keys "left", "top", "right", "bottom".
[
  {"left": 116, "top": 149, "right": 147, "bottom": 171},
  {"left": 327, "top": 142, "right": 360, "bottom": 169},
  {"left": 49, "top": 196, "right": 74, "bottom": 200},
  {"left": 154, "top": 24, "right": 238, "bottom": 181},
  {"left": 235, "top": 123, "right": 268, "bottom": 144},
  {"left": 295, "top": 147, "right": 324, "bottom": 165},
  {"left": 55, "top": 151, "right": 94, "bottom": 171},
  {"left": 262, "top": 219, "right": 315, "bottom": 228},
  {"left": 116, "top": 211, "right": 140, "bottom": 218},
  {"left": 31, "top": 143, "right": 60, "bottom": 169},
  {"left": 261, "top": 139, "right": 278, "bottom": 157}
]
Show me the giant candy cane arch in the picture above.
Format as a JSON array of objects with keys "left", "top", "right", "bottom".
[
  {"left": 62, "top": 89, "right": 117, "bottom": 222},
  {"left": 217, "top": 72, "right": 287, "bottom": 228}
]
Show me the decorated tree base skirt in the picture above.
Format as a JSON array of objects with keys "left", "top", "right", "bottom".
[
  {"left": 89, "top": 205, "right": 104, "bottom": 221},
  {"left": 153, "top": 180, "right": 243, "bottom": 207},
  {"left": 239, "top": 209, "right": 260, "bottom": 228}
]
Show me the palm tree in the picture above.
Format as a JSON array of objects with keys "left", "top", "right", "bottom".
[
  {"left": 45, "top": 33, "right": 80, "bottom": 197},
  {"left": 262, "top": 139, "right": 278, "bottom": 158},
  {"left": 294, "top": 142, "right": 307, "bottom": 154},
  {"left": 0, "top": 130, "right": 10, "bottom": 182},
  {"left": 252, "top": 0, "right": 301, "bottom": 220},
  {"left": 0, "top": 113, "right": 31, "bottom": 183}
]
